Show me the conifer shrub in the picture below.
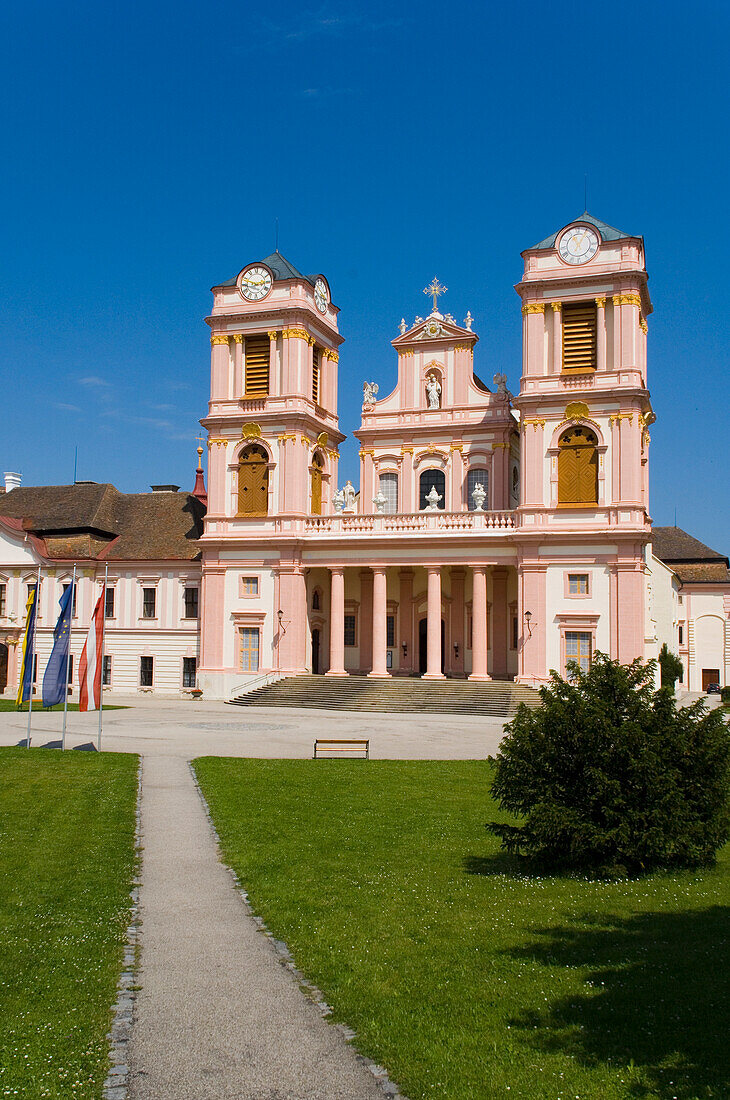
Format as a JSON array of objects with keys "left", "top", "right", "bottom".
[
  {"left": 658, "top": 641, "right": 684, "bottom": 692},
  {"left": 489, "top": 653, "right": 730, "bottom": 873},
  {"left": 721, "top": 686, "right": 730, "bottom": 705}
]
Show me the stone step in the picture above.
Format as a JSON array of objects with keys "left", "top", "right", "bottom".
[{"left": 229, "top": 675, "right": 540, "bottom": 716}]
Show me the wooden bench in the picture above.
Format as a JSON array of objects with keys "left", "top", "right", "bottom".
[{"left": 313, "top": 738, "right": 370, "bottom": 759}]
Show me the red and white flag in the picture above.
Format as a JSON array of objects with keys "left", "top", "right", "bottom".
[{"left": 79, "top": 589, "right": 105, "bottom": 712}]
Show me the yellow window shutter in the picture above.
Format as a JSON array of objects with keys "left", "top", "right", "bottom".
[
  {"left": 244, "top": 337, "right": 270, "bottom": 396},
  {"left": 562, "top": 302, "right": 597, "bottom": 372}
]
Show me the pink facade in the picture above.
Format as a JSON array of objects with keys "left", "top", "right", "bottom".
[{"left": 193, "top": 220, "right": 668, "bottom": 698}]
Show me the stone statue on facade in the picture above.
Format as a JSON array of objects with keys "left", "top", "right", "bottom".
[
  {"left": 342, "top": 480, "right": 357, "bottom": 513},
  {"left": 372, "top": 491, "right": 387, "bottom": 514},
  {"left": 471, "top": 482, "right": 486, "bottom": 512},
  {"left": 332, "top": 488, "right": 345, "bottom": 513},
  {"left": 399, "top": 318, "right": 407, "bottom": 335},
  {"left": 424, "top": 485, "right": 442, "bottom": 511},
  {"left": 493, "top": 372, "right": 508, "bottom": 394},
  {"left": 363, "top": 380, "right": 379, "bottom": 406},
  {"left": 426, "top": 373, "right": 441, "bottom": 410}
]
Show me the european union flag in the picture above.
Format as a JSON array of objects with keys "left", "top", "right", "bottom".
[{"left": 42, "top": 583, "right": 74, "bottom": 708}]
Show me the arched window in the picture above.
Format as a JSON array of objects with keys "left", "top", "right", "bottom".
[
  {"left": 310, "top": 452, "right": 324, "bottom": 515},
  {"left": 238, "top": 445, "right": 269, "bottom": 516},
  {"left": 312, "top": 589, "right": 321, "bottom": 610},
  {"left": 467, "top": 468, "right": 489, "bottom": 510},
  {"left": 419, "top": 468, "right": 446, "bottom": 510},
  {"left": 558, "top": 426, "right": 598, "bottom": 505},
  {"left": 379, "top": 472, "right": 398, "bottom": 514}
]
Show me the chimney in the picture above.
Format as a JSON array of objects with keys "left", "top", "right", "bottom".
[{"left": 4, "top": 472, "right": 21, "bottom": 494}]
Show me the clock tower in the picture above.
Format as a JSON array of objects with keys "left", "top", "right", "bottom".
[{"left": 513, "top": 213, "right": 655, "bottom": 681}]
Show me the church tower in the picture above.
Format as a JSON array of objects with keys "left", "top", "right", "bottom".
[
  {"left": 201, "top": 252, "right": 344, "bottom": 520},
  {"left": 513, "top": 214, "right": 655, "bottom": 682}
]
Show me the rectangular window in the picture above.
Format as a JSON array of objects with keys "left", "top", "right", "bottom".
[
  {"left": 242, "top": 576, "right": 259, "bottom": 596},
  {"left": 511, "top": 614, "right": 519, "bottom": 650},
  {"left": 140, "top": 656, "right": 154, "bottom": 687},
  {"left": 312, "top": 346, "right": 320, "bottom": 404},
  {"left": 105, "top": 587, "right": 115, "bottom": 619},
  {"left": 562, "top": 301, "right": 597, "bottom": 372},
  {"left": 244, "top": 336, "right": 270, "bottom": 397},
  {"left": 379, "top": 473, "right": 399, "bottom": 514},
  {"left": 240, "top": 628, "right": 260, "bottom": 672},
  {"left": 183, "top": 587, "right": 199, "bottom": 618},
  {"left": 678, "top": 624, "right": 684, "bottom": 645},
  {"left": 102, "top": 655, "right": 112, "bottom": 686},
  {"left": 467, "top": 468, "right": 489, "bottom": 510},
  {"left": 565, "top": 631, "right": 592, "bottom": 674},
  {"left": 62, "top": 582, "right": 77, "bottom": 617},
  {"left": 0, "top": 584, "right": 5, "bottom": 617},
  {"left": 568, "top": 573, "right": 589, "bottom": 596},
  {"left": 386, "top": 614, "right": 395, "bottom": 649},
  {"left": 344, "top": 614, "right": 356, "bottom": 647},
  {"left": 183, "top": 656, "right": 197, "bottom": 688},
  {"left": 142, "top": 588, "right": 156, "bottom": 618}
]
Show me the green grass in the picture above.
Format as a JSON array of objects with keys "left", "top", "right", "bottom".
[
  {"left": 194, "top": 758, "right": 730, "bottom": 1100},
  {"left": 0, "top": 700, "right": 127, "bottom": 712},
  {"left": 0, "top": 748, "right": 138, "bottom": 1099}
]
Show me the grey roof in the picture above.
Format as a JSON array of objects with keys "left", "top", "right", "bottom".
[
  {"left": 528, "top": 212, "right": 638, "bottom": 252},
  {"left": 218, "top": 251, "right": 316, "bottom": 289}
]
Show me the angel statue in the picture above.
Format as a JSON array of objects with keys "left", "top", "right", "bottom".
[
  {"left": 363, "top": 380, "right": 379, "bottom": 405},
  {"left": 426, "top": 373, "right": 441, "bottom": 410},
  {"left": 424, "top": 485, "right": 443, "bottom": 511}
]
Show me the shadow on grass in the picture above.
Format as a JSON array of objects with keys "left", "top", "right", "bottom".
[
  {"left": 463, "top": 852, "right": 525, "bottom": 876},
  {"left": 504, "top": 906, "right": 730, "bottom": 1099}
]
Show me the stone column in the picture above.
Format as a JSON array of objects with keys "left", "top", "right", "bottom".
[
  {"left": 469, "top": 566, "right": 489, "bottom": 681},
  {"left": 423, "top": 567, "right": 445, "bottom": 680},
  {"left": 551, "top": 301, "right": 561, "bottom": 374},
  {"left": 368, "top": 568, "right": 390, "bottom": 678},
  {"left": 326, "top": 568, "right": 347, "bottom": 676},
  {"left": 233, "top": 334, "right": 243, "bottom": 396},
  {"left": 491, "top": 567, "right": 509, "bottom": 679}
]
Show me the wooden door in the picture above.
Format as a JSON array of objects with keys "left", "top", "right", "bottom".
[
  {"left": 238, "top": 448, "right": 268, "bottom": 515},
  {"left": 702, "top": 669, "right": 720, "bottom": 691},
  {"left": 311, "top": 455, "right": 323, "bottom": 515},
  {"left": 558, "top": 428, "right": 598, "bottom": 505}
]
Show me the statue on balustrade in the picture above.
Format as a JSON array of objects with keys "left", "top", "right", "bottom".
[
  {"left": 471, "top": 482, "right": 486, "bottom": 512},
  {"left": 424, "top": 485, "right": 443, "bottom": 511},
  {"left": 342, "top": 480, "right": 357, "bottom": 513}
]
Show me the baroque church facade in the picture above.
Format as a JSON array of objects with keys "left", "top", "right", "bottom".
[{"left": 1, "top": 214, "right": 729, "bottom": 699}]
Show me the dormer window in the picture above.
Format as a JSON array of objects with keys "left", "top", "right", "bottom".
[{"left": 562, "top": 301, "right": 597, "bottom": 372}]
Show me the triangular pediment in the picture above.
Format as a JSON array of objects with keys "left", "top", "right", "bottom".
[{"left": 392, "top": 314, "right": 478, "bottom": 347}]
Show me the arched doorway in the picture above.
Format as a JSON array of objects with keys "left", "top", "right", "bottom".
[
  {"left": 311, "top": 628, "right": 321, "bottom": 675},
  {"left": 0, "top": 644, "right": 7, "bottom": 693},
  {"left": 418, "top": 618, "right": 445, "bottom": 675},
  {"left": 238, "top": 445, "right": 269, "bottom": 515},
  {"left": 558, "top": 426, "right": 598, "bottom": 505}
]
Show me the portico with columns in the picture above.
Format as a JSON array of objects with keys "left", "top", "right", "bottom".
[{"left": 196, "top": 214, "right": 666, "bottom": 700}]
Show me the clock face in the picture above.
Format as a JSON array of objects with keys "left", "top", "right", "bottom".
[
  {"left": 558, "top": 226, "right": 600, "bottom": 265},
  {"left": 239, "top": 266, "right": 272, "bottom": 301},
  {"left": 314, "top": 277, "right": 329, "bottom": 313}
]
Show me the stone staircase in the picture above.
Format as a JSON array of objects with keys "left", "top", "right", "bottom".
[{"left": 229, "top": 675, "right": 540, "bottom": 717}]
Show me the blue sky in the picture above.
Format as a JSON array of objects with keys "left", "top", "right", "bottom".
[{"left": 1, "top": 1, "right": 728, "bottom": 551}]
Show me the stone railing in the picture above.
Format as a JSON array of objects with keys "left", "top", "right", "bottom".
[{"left": 302, "top": 510, "right": 516, "bottom": 535}]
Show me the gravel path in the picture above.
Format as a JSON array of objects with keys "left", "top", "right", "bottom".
[{"left": 127, "top": 753, "right": 384, "bottom": 1100}]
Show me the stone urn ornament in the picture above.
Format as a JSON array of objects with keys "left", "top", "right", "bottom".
[
  {"left": 424, "top": 485, "right": 443, "bottom": 511},
  {"left": 471, "top": 482, "right": 486, "bottom": 512},
  {"left": 333, "top": 488, "right": 345, "bottom": 513},
  {"left": 372, "top": 491, "right": 387, "bottom": 514}
]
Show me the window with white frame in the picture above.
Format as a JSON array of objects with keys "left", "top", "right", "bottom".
[
  {"left": 182, "top": 656, "right": 197, "bottom": 687},
  {"left": 140, "top": 656, "right": 153, "bottom": 686},
  {"left": 183, "top": 587, "right": 199, "bottom": 618},
  {"left": 467, "top": 468, "right": 489, "bottom": 510},
  {"left": 240, "top": 627, "right": 260, "bottom": 672},
  {"left": 105, "top": 587, "right": 115, "bottom": 619},
  {"left": 102, "top": 655, "right": 112, "bottom": 686},
  {"left": 142, "top": 588, "right": 156, "bottom": 618},
  {"left": 379, "top": 472, "right": 398, "bottom": 514}
]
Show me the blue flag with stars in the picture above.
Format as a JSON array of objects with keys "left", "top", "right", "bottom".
[{"left": 42, "top": 583, "right": 74, "bottom": 708}]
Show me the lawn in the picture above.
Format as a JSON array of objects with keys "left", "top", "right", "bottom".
[
  {"left": 0, "top": 700, "right": 126, "bottom": 712},
  {"left": 0, "top": 748, "right": 138, "bottom": 1099},
  {"left": 195, "top": 758, "right": 730, "bottom": 1100}
]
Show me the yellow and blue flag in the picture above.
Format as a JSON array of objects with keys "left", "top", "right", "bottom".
[
  {"left": 42, "top": 583, "right": 74, "bottom": 708},
  {"left": 16, "top": 584, "right": 38, "bottom": 705}
]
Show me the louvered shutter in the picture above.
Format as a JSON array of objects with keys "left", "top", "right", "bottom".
[
  {"left": 562, "top": 302, "right": 597, "bottom": 372},
  {"left": 312, "top": 347, "right": 320, "bottom": 404},
  {"left": 244, "top": 336, "right": 270, "bottom": 396}
]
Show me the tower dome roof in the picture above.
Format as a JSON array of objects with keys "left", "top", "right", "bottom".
[
  {"left": 217, "top": 251, "right": 316, "bottom": 288},
  {"left": 527, "top": 212, "right": 639, "bottom": 252}
]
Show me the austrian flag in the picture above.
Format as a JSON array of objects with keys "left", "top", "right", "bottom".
[{"left": 79, "top": 588, "right": 105, "bottom": 712}]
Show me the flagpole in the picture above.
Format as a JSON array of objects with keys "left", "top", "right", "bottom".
[
  {"left": 61, "top": 564, "right": 76, "bottom": 752},
  {"left": 26, "top": 565, "right": 41, "bottom": 749},
  {"left": 98, "top": 564, "right": 108, "bottom": 752}
]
